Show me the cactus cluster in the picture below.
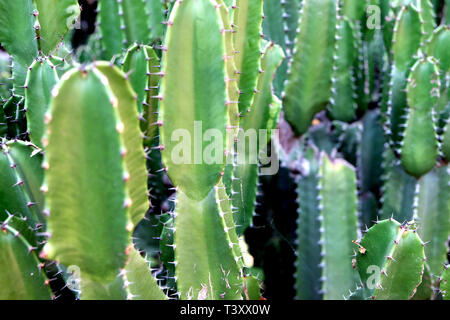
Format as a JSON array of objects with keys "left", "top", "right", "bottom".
[{"left": 0, "top": 0, "right": 449, "bottom": 301}]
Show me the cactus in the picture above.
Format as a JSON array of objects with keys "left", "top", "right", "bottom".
[
  {"left": 400, "top": 57, "right": 440, "bottom": 177},
  {"left": 0, "top": 0, "right": 449, "bottom": 302},
  {"left": 283, "top": 0, "right": 338, "bottom": 136},
  {"left": 0, "top": 223, "right": 52, "bottom": 299},
  {"left": 356, "top": 219, "right": 425, "bottom": 299}
]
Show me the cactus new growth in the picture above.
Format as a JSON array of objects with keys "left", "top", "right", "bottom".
[{"left": 0, "top": 0, "right": 448, "bottom": 302}]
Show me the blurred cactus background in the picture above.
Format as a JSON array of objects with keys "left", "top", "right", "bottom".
[{"left": 0, "top": 0, "right": 449, "bottom": 300}]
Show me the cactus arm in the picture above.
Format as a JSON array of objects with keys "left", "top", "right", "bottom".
[
  {"left": 231, "top": 0, "right": 263, "bottom": 115},
  {"left": 33, "top": 0, "right": 80, "bottom": 55},
  {"left": 124, "top": 247, "right": 167, "bottom": 300},
  {"left": 42, "top": 67, "right": 129, "bottom": 282},
  {"left": 159, "top": 0, "right": 228, "bottom": 201},
  {"left": 283, "top": 0, "right": 337, "bottom": 136},
  {"left": 416, "top": 166, "right": 450, "bottom": 277},
  {"left": 387, "top": 5, "right": 422, "bottom": 149},
  {"left": 233, "top": 42, "right": 284, "bottom": 234},
  {"left": 97, "top": 0, "right": 126, "bottom": 60},
  {"left": 318, "top": 153, "right": 359, "bottom": 300},
  {"left": 120, "top": 0, "right": 151, "bottom": 45},
  {"left": 95, "top": 62, "right": 150, "bottom": 226},
  {"left": 329, "top": 17, "right": 357, "bottom": 122},
  {"left": 122, "top": 44, "right": 161, "bottom": 145},
  {"left": 146, "top": 0, "right": 165, "bottom": 41},
  {"left": 356, "top": 219, "right": 425, "bottom": 300},
  {"left": 294, "top": 146, "right": 323, "bottom": 300},
  {"left": 0, "top": 0, "right": 38, "bottom": 68},
  {"left": 24, "top": 59, "right": 58, "bottom": 149},
  {"left": 401, "top": 58, "right": 440, "bottom": 177},
  {"left": 0, "top": 225, "right": 52, "bottom": 299},
  {"left": 440, "top": 265, "right": 449, "bottom": 300},
  {"left": 174, "top": 189, "right": 243, "bottom": 300}
]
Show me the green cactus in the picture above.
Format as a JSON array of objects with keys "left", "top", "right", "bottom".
[
  {"left": 159, "top": 0, "right": 228, "bottom": 201},
  {"left": 0, "top": 140, "right": 45, "bottom": 225},
  {"left": 386, "top": 5, "right": 422, "bottom": 151},
  {"left": 400, "top": 57, "right": 440, "bottom": 177},
  {"left": 0, "top": 0, "right": 449, "bottom": 302},
  {"left": 356, "top": 219, "right": 425, "bottom": 300},
  {"left": 24, "top": 58, "right": 58, "bottom": 148},
  {"left": 0, "top": 223, "right": 52, "bottom": 299},
  {"left": 284, "top": 0, "right": 338, "bottom": 136},
  {"left": 233, "top": 41, "right": 284, "bottom": 235}
]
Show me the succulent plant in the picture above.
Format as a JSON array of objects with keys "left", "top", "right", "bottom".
[{"left": 0, "top": 0, "right": 448, "bottom": 301}]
